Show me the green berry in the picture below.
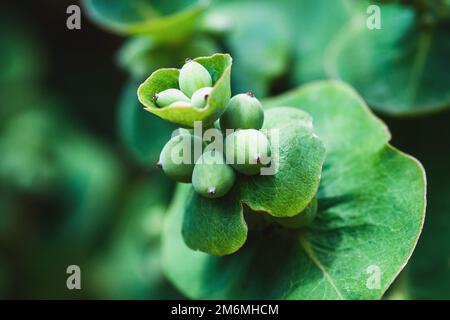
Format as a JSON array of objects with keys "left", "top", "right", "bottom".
[
  {"left": 191, "top": 87, "right": 213, "bottom": 108},
  {"left": 168, "top": 101, "right": 192, "bottom": 108},
  {"left": 179, "top": 60, "right": 213, "bottom": 97},
  {"left": 153, "top": 88, "right": 189, "bottom": 107},
  {"left": 225, "top": 129, "right": 271, "bottom": 175},
  {"left": 158, "top": 133, "right": 204, "bottom": 183},
  {"left": 192, "top": 151, "right": 235, "bottom": 198},
  {"left": 220, "top": 92, "right": 264, "bottom": 131}
]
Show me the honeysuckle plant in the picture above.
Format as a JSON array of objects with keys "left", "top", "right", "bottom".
[
  {"left": 161, "top": 81, "right": 426, "bottom": 299},
  {"left": 82, "top": 0, "right": 450, "bottom": 299},
  {"left": 134, "top": 53, "right": 427, "bottom": 299}
]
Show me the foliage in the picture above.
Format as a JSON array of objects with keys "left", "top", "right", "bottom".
[{"left": 162, "top": 82, "right": 426, "bottom": 299}]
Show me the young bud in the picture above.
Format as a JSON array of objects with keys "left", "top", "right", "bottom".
[
  {"left": 192, "top": 151, "right": 235, "bottom": 198},
  {"left": 179, "top": 60, "right": 213, "bottom": 97},
  {"left": 191, "top": 87, "right": 213, "bottom": 109},
  {"left": 225, "top": 129, "right": 271, "bottom": 175},
  {"left": 154, "top": 88, "right": 190, "bottom": 107},
  {"left": 159, "top": 133, "right": 204, "bottom": 183},
  {"left": 220, "top": 92, "right": 264, "bottom": 131}
]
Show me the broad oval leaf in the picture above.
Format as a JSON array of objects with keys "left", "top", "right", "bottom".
[
  {"left": 181, "top": 107, "right": 326, "bottom": 256},
  {"left": 203, "top": 0, "right": 291, "bottom": 97},
  {"left": 162, "top": 81, "right": 426, "bottom": 299},
  {"left": 182, "top": 188, "right": 247, "bottom": 256},
  {"left": 83, "top": 0, "right": 207, "bottom": 41},
  {"left": 138, "top": 53, "right": 232, "bottom": 128},
  {"left": 286, "top": 0, "right": 353, "bottom": 84},
  {"left": 326, "top": 3, "right": 450, "bottom": 115}
]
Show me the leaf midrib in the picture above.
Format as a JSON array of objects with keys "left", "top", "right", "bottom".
[{"left": 299, "top": 234, "right": 345, "bottom": 300}]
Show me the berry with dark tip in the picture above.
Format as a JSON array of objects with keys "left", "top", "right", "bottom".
[
  {"left": 192, "top": 151, "right": 235, "bottom": 198},
  {"left": 220, "top": 92, "right": 264, "bottom": 131},
  {"left": 154, "top": 88, "right": 190, "bottom": 107},
  {"left": 225, "top": 129, "right": 271, "bottom": 175},
  {"left": 158, "top": 133, "right": 204, "bottom": 183},
  {"left": 191, "top": 87, "right": 213, "bottom": 108}
]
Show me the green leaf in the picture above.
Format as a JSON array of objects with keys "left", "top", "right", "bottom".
[
  {"left": 202, "top": 0, "right": 355, "bottom": 96},
  {"left": 407, "top": 154, "right": 450, "bottom": 299},
  {"left": 240, "top": 108, "right": 325, "bottom": 217},
  {"left": 118, "top": 80, "right": 176, "bottom": 165},
  {"left": 182, "top": 189, "right": 247, "bottom": 256},
  {"left": 283, "top": 0, "right": 354, "bottom": 84},
  {"left": 138, "top": 53, "right": 232, "bottom": 128},
  {"left": 326, "top": 3, "right": 450, "bottom": 115},
  {"left": 181, "top": 107, "right": 326, "bottom": 256},
  {"left": 162, "top": 81, "right": 426, "bottom": 299},
  {"left": 203, "top": 0, "right": 291, "bottom": 97},
  {"left": 83, "top": 0, "right": 207, "bottom": 41}
]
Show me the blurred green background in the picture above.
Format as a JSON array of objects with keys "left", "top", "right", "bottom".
[
  {"left": 0, "top": 0, "right": 449, "bottom": 299},
  {"left": 0, "top": 0, "right": 181, "bottom": 299}
]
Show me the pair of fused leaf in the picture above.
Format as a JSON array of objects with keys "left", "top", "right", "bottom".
[{"left": 138, "top": 54, "right": 232, "bottom": 128}]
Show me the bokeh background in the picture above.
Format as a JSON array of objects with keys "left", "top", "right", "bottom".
[{"left": 0, "top": 0, "right": 449, "bottom": 299}]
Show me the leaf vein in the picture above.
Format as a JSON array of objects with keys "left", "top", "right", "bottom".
[{"left": 299, "top": 235, "right": 345, "bottom": 300}]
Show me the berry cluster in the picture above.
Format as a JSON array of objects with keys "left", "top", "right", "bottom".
[
  {"left": 152, "top": 60, "right": 213, "bottom": 109},
  {"left": 155, "top": 60, "right": 273, "bottom": 199}
]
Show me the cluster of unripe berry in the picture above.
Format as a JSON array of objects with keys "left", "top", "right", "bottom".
[
  {"left": 152, "top": 59, "right": 213, "bottom": 109},
  {"left": 155, "top": 60, "right": 272, "bottom": 199}
]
